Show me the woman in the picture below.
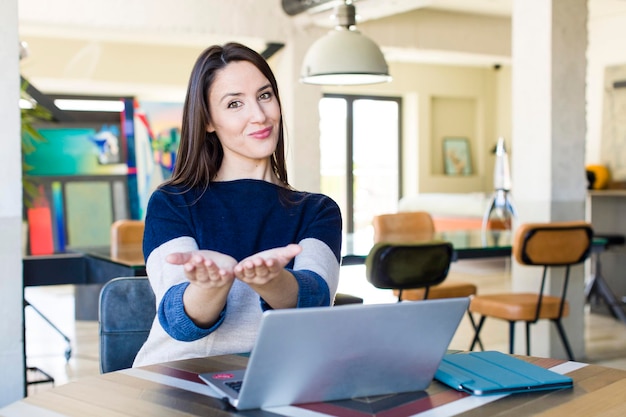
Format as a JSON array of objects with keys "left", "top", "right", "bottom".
[{"left": 133, "top": 43, "right": 342, "bottom": 366}]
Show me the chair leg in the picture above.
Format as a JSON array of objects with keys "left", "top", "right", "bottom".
[
  {"left": 508, "top": 321, "right": 516, "bottom": 354},
  {"left": 525, "top": 322, "right": 531, "bottom": 356},
  {"left": 466, "top": 311, "right": 484, "bottom": 351},
  {"left": 553, "top": 319, "right": 575, "bottom": 361},
  {"left": 470, "top": 316, "right": 486, "bottom": 351}
]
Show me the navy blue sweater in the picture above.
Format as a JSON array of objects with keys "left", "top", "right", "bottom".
[{"left": 142, "top": 179, "right": 342, "bottom": 344}]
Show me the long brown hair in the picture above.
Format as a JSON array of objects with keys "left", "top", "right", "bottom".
[{"left": 163, "top": 42, "right": 289, "bottom": 191}]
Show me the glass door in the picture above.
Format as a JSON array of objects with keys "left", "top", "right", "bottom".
[{"left": 319, "top": 95, "right": 401, "bottom": 242}]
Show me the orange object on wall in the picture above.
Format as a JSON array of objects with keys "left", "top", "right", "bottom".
[
  {"left": 27, "top": 185, "right": 54, "bottom": 255},
  {"left": 586, "top": 164, "right": 610, "bottom": 189}
]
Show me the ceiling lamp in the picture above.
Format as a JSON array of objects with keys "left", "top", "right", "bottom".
[{"left": 300, "top": 1, "right": 391, "bottom": 86}]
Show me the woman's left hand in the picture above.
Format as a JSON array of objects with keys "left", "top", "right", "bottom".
[{"left": 234, "top": 244, "right": 302, "bottom": 285}]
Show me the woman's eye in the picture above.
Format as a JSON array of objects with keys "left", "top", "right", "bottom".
[
  {"left": 228, "top": 100, "right": 243, "bottom": 109},
  {"left": 259, "top": 91, "right": 272, "bottom": 101}
]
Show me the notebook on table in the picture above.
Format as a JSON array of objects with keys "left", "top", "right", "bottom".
[
  {"left": 435, "top": 350, "right": 574, "bottom": 395},
  {"left": 199, "top": 297, "right": 470, "bottom": 410}
]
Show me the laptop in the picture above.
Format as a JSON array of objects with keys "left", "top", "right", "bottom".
[
  {"left": 199, "top": 297, "right": 469, "bottom": 410},
  {"left": 435, "top": 350, "right": 574, "bottom": 395}
]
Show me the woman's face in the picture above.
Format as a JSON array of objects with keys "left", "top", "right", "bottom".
[{"left": 206, "top": 60, "right": 281, "bottom": 168}]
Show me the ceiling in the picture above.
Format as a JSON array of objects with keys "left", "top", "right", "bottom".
[
  {"left": 295, "top": 0, "right": 626, "bottom": 27},
  {"left": 286, "top": 0, "right": 515, "bottom": 68},
  {"left": 19, "top": 0, "right": 626, "bottom": 101},
  {"left": 293, "top": 0, "right": 626, "bottom": 67},
  {"left": 291, "top": 0, "right": 512, "bottom": 27}
]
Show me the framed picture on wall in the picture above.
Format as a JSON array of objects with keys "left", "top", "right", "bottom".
[{"left": 443, "top": 137, "right": 472, "bottom": 175}]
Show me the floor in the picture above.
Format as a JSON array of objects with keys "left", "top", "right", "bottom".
[{"left": 24, "top": 258, "right": 626, "bottom": 396}]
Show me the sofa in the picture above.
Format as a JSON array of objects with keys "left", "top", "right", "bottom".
[{"left": 398, "top": 193, "right": 492, "bottom": 231}]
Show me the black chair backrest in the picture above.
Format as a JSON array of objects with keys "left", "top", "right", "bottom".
[
  {"left": 99, "top": 276, "right": 155, "bottom": 373},
  {"left": 366, "top": 241, "right": 453, "bottom": 291}
]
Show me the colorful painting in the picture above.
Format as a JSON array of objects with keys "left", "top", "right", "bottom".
[
  {"left": 139, "top": 101, "right": 183, "bottom": 180},
  {"left": 24, "top": 125, "right": 126, "bottom": 176}
]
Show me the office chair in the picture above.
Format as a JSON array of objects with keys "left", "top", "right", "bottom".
[
  {"left": 99, "top": 276, "right": 155, "bottom": 373},
  {"left": 469, "top": 221, "right": 593, "bottom": 361},
  {"left": 372, "top": 212, "right": 478, "bottom": 300},
  {"left": 366, "top": 241, "right": 454, "bottom": 301}
]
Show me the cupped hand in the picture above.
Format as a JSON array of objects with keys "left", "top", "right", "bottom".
[
  {"left": 166, "top": 250, "right": 237, "bottom": 289},
  {"left": 234, "top": 244, "right": 302, "bottom": 285}
]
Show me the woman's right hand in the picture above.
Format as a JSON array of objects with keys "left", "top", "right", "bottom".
[
  {"left": 166, "top": 250, "right": 236, "bottom": 328},
  {"left": 166, "top": 250, "right": 237, "bottom": 289}
]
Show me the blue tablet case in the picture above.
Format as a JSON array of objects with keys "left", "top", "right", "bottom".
[{"left": 434, "top": 351, "right": 573, "bottom": 395}]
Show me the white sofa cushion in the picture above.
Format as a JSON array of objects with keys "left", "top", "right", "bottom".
[{"left": 398, "top": 193, "right": 490, "bottom": 218}]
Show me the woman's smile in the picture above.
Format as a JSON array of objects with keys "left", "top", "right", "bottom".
[{"left": 249, "top": 126, "right": 273, "bottom": 139}]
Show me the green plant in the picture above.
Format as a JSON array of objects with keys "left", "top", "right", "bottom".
[{"left": 21, "top": 80, "right": 52, "bottom": 208}]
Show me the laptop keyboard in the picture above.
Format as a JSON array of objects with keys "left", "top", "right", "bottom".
[{"left": 226, "top": 380, "right": 243, "bottom": 392}]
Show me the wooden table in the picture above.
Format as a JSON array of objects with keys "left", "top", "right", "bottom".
[{"left": 3, "top": 354, "right": 626, "bottom": 416}]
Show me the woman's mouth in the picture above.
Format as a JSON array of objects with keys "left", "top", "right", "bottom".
[{"left": 249, "top": 126, "right": 273, "bottom": 139}]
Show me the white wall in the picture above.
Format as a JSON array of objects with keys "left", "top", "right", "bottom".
[
  {"left": 323, "top": 61, "right": 511, "bottom": 195},
  {"left": 586, "top": 2, "right": 626, "bottom": 167},
  {"left": 0, "top": 0, "right": 26, "bottom": 406}
]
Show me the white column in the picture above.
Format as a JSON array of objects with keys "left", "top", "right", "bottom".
[
  {"left": 275, "top": 27, "right": 325, "bottom": 193},
  {"left": 0, "top": 0, "right": 26, "bottom": 405},
  {"left": 511, "top": 0, "right": 588, "bottom": 359}
]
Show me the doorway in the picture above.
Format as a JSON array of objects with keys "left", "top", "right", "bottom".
[{"left": 319, "top": 94, "right": 402, "bottom": 241}]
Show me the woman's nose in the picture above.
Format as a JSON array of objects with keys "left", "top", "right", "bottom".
[{"left": 249, "top": 102, "right": 267, "bottom": 123}]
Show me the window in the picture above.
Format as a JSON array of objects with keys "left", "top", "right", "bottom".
[{"left": 319, "top": 94, "right": 402, "bottom": 240}]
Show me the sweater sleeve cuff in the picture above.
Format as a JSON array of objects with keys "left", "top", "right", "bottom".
[
  {"left": 158, "top": 282, "right": 226, "bottom": 342},
  {"left": 289, "top": 268, "right": 331, "bottom": 307}
]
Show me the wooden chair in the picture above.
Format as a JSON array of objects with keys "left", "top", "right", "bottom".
[
  {"left": 110, "top": 219, "right": 144, "bottom": 256},
  {"left": 372, "top": 212, "right": 478, "bottom": 300},
  {"left": 469, "top": 221, "right": 593, "bottom": 360},
  {"left": 111, "top": 219, "right": 144, "bottom": 245}
]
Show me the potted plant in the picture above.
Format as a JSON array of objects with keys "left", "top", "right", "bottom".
[{"left": 20, "top": 79, "right": 52, "bottom": 254}]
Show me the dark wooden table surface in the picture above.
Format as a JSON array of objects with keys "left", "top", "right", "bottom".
[{"left": 4, "top": 353, "right": 626, "bottom": 417}]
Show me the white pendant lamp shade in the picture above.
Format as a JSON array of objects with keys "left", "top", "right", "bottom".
[{"left": 300, "top": 2, "right": 391, "bottom": 86}]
